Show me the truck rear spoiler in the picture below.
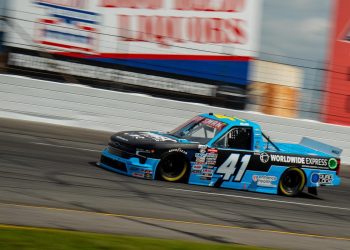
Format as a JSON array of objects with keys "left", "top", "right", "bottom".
[{"left": 300, "top": 137, "right": 342, "bottom": 157}]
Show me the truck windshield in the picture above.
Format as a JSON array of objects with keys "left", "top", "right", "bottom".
[{"left": 169, "top": 116, "right": 227, "bottom": 144}]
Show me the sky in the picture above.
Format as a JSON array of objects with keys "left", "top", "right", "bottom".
[{"left": 260, "top": 0, "right": 332, "bottom": 67}]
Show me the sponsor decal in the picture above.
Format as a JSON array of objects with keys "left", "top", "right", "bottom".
[
  {"left": 206, "top": 153, "right": 218, "bottom": 159},
  {"left": 192, "top": 165, "right": 203, "bottom": 171},
  {"left": 141, "top": 169, "right": 153, "bottom": 174},
  {"left": 140, "top": 132, "right": 177, "bottom": 142},
  {"left": 201, "top": 174, "right": 213, "bottom": 178},
  {"left": 311, "top": 173, "right": 320, "bottom": 184},
  {"left": 202, "top": 118, "right": 226, "bottom": 130},
  {"left": 116, "top": 136, "right": 128, "bottom": 141},
  {"left": 128, "top": 132, "right": 176, "bottom": 142},
  {"left": 270, "top": 154, "right": 328, "bottom": 167},
  {"left": 328, "top": 158, "right": 338, "bottom": 169},
  {"left": 202, "top": 168, "right": 213, "bottom": 174},
  {"left": 319, "top": 174, "right": 333, "bottom": 184},
  {"left": 132, "top": 172, "right": 144, "bottom": 178},
  {"left": 259, "top": 152, "right": 269, "bottom": 163},
  {"left": 252, "top": 175, "right": 277, "bottom": 187},
  {"left": 128, "top": 133, "right": 146, "bottom": 139},
  {"left": 169, "top": 148, "right": 187, "bottom": 155},
  {"left": 240, "top": 122, "right": 250, "bottom": 126},
  {"left": 195, "top": 153, "right": 206, "bottom": 163},
  {"left": 200, "top": 174, "right": 212, "bottom": 181},
  {"left": 191, "top": 170, "right": 201, "bottom": 174},
  {"left": 198, "top": 145, "right": 207, "bottom": 154},
  {"left": 206, "top": 160, "right": 217, "bottom": 166},
  {"left": 200, "top": 176, "right": 212, "bottom": 180},
  {"left": 196, "top": 159, "right": 206, "bottom": 164},
  {"left": 311, "top": 173, "right": 333, "bottom": 185},
  {"left": 207, "top": 148, "right": 218, "bottom": 154},
  {"left": 195, "top": 153, "right": 206, "bottom": 158},
  {"left": 136, "top": 148, "right": 155, "bottom": 155},
  {"left": 205, "top": 152, "right": 218, "bottom": 166}
]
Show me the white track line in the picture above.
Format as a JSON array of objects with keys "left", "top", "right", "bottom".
[
  {"left": 32, "top": 142, "right": 101, "bottom": 152},
  {"left": 169, "top": 188, "right": 350, "bottom": 211}
]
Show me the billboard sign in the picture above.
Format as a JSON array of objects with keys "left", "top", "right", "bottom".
[
  {"left": 324, "top": 0, "right": 350, "bottom": 125},
  {"left": 5, "top": 0, "right": 262, "bottom": 85}
]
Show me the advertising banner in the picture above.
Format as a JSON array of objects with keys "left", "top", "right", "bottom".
[
  {"left": 324, "top": 0, "right": 350, "bottom": 125},
  {"left": 5, "top": 0, "right": 262, "bottom": 86}
]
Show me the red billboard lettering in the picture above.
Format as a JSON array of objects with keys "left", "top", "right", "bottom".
[
  {"left": 188, "top": 17, "right": 203, "bottom": 43},
  {"left": 121, "top": 15, "right": 247, "bottom": 47}
]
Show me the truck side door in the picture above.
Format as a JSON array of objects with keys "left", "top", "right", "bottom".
[{"left": 211, "top": 126, "right": 254, "bottom": 184}]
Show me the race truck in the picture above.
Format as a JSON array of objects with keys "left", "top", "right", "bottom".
[{"left": 98, "top": 113, "right": 342, "bottom": 196}]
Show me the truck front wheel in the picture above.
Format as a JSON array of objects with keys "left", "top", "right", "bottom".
[{"left": 158, "top": 154, "right": 188, "bottom": 182}]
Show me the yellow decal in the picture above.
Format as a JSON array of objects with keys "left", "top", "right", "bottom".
[
  {"left": 234, "top": 117, "right": 246, "bottom": 122},
  {"left": 214, "top": 114, "right": 245, "bottom": 122}
]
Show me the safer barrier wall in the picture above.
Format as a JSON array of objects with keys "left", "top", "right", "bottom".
[{"left": 1, "top": 74, "right": 350, "bottom": 164}]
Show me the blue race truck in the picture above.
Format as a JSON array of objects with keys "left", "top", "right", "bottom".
[{"left": 99, "top": 113, "right": 342, "bottom": 196}]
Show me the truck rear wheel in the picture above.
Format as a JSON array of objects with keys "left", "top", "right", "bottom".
[
  {"left": 158, "top": 154, "right": 188, "bottom": 182},
  {"left": 279, "top": 168, "right": 305, "bottom": 197}
]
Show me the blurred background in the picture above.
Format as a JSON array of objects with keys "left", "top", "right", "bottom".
[{"left": 0, "top": 0, "right": 349, "bottom": 126}]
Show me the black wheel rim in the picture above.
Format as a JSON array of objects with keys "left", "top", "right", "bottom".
[
  {"left": 161, "top": 158, "right": 185, "bottom": 177},
  {"left": 282, "top": 171, "right": 302, "bottom": 194}
]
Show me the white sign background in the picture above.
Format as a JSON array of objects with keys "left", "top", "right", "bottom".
[{"left": 5, "top": 0, "right": 262, "bottom": 57}]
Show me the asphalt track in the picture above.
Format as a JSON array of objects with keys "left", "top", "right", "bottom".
[{"left": 0, "top": 118, "right": 349, "bottom": 250}]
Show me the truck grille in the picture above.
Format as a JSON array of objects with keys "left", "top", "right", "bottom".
[
  {"left": 100, "top": 155, "right": 127, "bottom": 172},
  {"left": 108, "top": 141, "right": 135, "bottom": 159}
]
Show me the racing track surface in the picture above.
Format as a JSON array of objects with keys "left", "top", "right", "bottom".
[{"left": 0, "top": 118, "right": 349, "bottom": 250}]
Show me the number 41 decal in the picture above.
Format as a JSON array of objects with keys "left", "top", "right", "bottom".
[{"left": 216, "top": 154, "right": 251, "bottom": 181}]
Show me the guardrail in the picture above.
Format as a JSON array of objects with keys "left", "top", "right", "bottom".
[{"left": 1, "top": 74, "right": 350, "bottom": 164}]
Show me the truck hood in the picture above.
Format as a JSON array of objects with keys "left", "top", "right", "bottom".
[{"left": 110, "top": 131, "right": 199, "bottom": 150}]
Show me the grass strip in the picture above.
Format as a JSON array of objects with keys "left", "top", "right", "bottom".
[{"left": 0, "top": 225, "right": 274, "bottom": 250}]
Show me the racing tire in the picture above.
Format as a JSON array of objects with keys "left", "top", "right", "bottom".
[
  {"left": 279, "top": 168, "right": 306, "bottom": 197},
  {"left": 158, "top": 154, "right": 189, "bottom": 182}
]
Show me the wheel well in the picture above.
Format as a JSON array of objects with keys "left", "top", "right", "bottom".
[{"left": 282, "top": 167, "right": 306, "bottom": 179}]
